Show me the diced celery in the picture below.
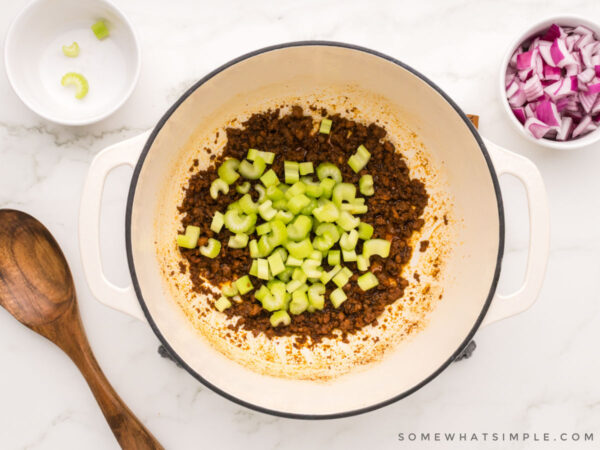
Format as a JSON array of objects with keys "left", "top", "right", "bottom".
[
  {"left": 299, "top": 162, "right": 314, "bottom": 175},
  {"left": 319, "top": 178, "right": 336, "bottom": 199},
  {"left": 332, "top": 183, "right": 356, "bottom": 206},
  {"left": 363, "top": 239, "right": 391, "bottom": 258},
  {"left": 249, "top": 260, "right": 259, "bottom": 277},
  {"left": 266, "top": 185, "right": 284, "bottom": 201},
  {"left": 210, "top": 178, "right": 229, "bottom": 200},
  {"left": 348, "top": 144, "right": 371, "bottom": 173},
  {"left": 258, "top": 257, "right": 272, "bottom": 280},
  {"left": 224, "top": 210, "right": 256, "bottom": 233},
  {"left": 247, "top": 149, "right": 275, "bottom": 164},
  {"left": 286, "top": 238, "right": 313, "bottom": 259},
  {"left": 254, "top": 285, "right": 270, "bottom": 301},
  {"left": 255, "top": 184, "right": 266, "bottom": 202},
  {"left": 261, "top": 293, "right": 286, "bottom": 311},
  {"left": 176, "top": 225, "right": 201, "bottom": 249},
  {"left": 239, "top": 157, "right": 266, "bottom": 179},
  {"left": 260, "top": 169, "right": 279, "bottom": 187},
  {"left": 215, "top": 296, "right": 232, "bottom": 312},
  {"left": 332, "top": 266, "right": 352, "bottom": 288},
  {"left": 61, "top": 72, "right": 89, "bottom": 99},
  {"left": 239, "top": 193, "right": 258, "bottom": 214},
  {"left": 258, "top": 200, "right": 277, "bottom": 221},
  {"left": 320, "top": 264, "right": 341, "bottom": 285},
  {"left": 319, "top": 118, "right": 332, "bottom": 134},
  {"left": 268, "top": 252, "right": 286, "bottom": 276},
  {"left": 356, "top": 255, "right": 370, "bottom": 272},
  {"left": 270, "top": 310, "right": 291, "bottom": 327},
  {"left": 287, "top": 194, "right": 311, "bottom": 215},
  {"left": 284, "top": 161, "right": 300, "bottom": 184},
  {"left": 274, "top": 210, "right": 294, "bottom": 224},
  {"left": 273, "top": 247, "right": 288, "bottom": 263},
  {"left": 342, "top": 249, "right": 357, "bottom": 262},
  {"left": 199, "top": 238, "right": 221, "bottom": 258},
  {"left": 236, "top": 181, "right": 251, "bottom": 194},
  {"left": 286, "top": 279, "right": 304, "bottom": 293},
  {"left": 330, "top": 288, "right": 347, "bottom": 308},
  {"left": 218, "top": 158, "right": 240, "bottom": 185},
  {"left": 287, "top": 215, "right": 312, "bottom": 241},
  {"left": 292, "top": 267, "right": 308, "bottom": 283},
  {"left": 228, "top": 233, "right": 249, "bottom": 249},
  {"left": 277, "top": 267, "right": 294, "bottom": 282},
  {"left": 308, "top": 283, "right": 325, "bottom": 310},
  {"left": 286, "top": 255, "right": 303, "bottom": 266},
  {"left": 290, "top": 290, "right": 309, "bottom": 315},
  {"left": 272, "top": 199, "right": 288, "bottom": 210},
  {"left": 258, "top": 235, "right": 275, "bottom": 257},
  {"left": 221, "top": 283, "right": 238, "bottom": 297},
  {"left": 309, "top": 250, "right": 322, "bottom": 262},
  {"left": 256, "top": 222, "right": 271, "bottom": 236},
  {"left": 339, "top": 229, "right": 359, "bottom": 251},
  {"left": 359, "top": 174, "right": 374, "bottom": 196},
  {"left": 62, "top": 42, "right": 80, "bottom": 57},
  {"left": 210, "top": 212, "right": 225, "bottom": 233},
  {"left": 301, "top": 198, "right": 318, "bottom": 215},
  {"left": 358, "top": 222, "right": 374, "bottom": 240},
  {"left": 301, "top": 259, "right": 322, "bottom": 278},
  {"left": 249, "top": 239, "right": 260, "bottom": 258},
  {"left": 328, "top": 250, "right": 341, "bottom": 266},
  {"left": 266, "top": 220, "right": 288, "bottom": 247},
  {"left": 316, "top": 162, "right": 342, "bottom": 183},
  {"left": 91, "top": 20, "right": 110, "bottom": 40},
  {"left": 357, "top": 272, "right": 379, "bottom": 291},
  {"left": 285, "top": 181, "right": 307, "bottom": 199},
  {"left": 312, "top": 201, "right": 339, "bottom": 222},
  {"left": 235, "top": 275, "right": 254, "bottom": 294},
  {"left": 337, "top": 211, "right": 360, "bottom": 231}
]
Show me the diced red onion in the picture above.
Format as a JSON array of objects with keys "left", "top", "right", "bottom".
[
  {"left": 557, "top": 116, "right": 573, "bottom": 140},
  {"left": 579, "top": 91, "right": 598, "bottom": 113},
  {"left": 578, "top": 67, "right": 596, "bottom": 83},
  {"left": 544, "top": 65, "right": 562, "bottom": 80},
  {"left": 512, "top": 107, "right": 527, "bottom": 124},
  {"left": 524, "top": 118, "right": 552, "bottom": 138},
  {"left": 535, "top": 100, "right": 561, "bottom": 126},
  {"left": 506, "top": 23, "right": 600, "bottom": 141},
  {"left": 517, "top": 51, "right": 533, "bottom": 70},
  {"left": 572, "top": 115, "right": 593, "bottom": 137}
]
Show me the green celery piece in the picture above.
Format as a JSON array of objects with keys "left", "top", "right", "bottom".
[
  {"left": 215, "top": 296, "right": 232, "bottom": 312},
  {"left": 319, "top": 118, "right": 332, "bottom": 134},
  {"left": 218, "top": 158, "right": 240, "bottom": 184},
  {"left": 270, "top": 310, "right": 291, "bottom": 327},
  {"left": 91, "top": 20, "right": 110, "bottom": 40},
  {"left": 330, "top": 288, "right": 347, "bottom": 308},
  {"left": 61, "top": 72, "right": 89, "bottom": 99},
  {"left": 357, "top": 272, "right": 379, "bottom": 290},
  {"left": 176, "top": 225, "right": 201, "bottom": 249},
  {"left": 236, "top": 275, "right": 254, "bottom": 294}
]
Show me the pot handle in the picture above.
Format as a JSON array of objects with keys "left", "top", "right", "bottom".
[
  {"left": 481, "top": 138, "right": 550, "bottom": 326},
  {"left": 79, "top": 131, "right": 151, "bottom": 323}
]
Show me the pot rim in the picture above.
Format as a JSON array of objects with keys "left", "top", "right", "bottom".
[{"left": 125, "top": 40, "right": 505, "bottom": 420}]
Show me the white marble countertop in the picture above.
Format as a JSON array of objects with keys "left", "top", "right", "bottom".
[{"left": 1, "top": 0, "right": 600, "bottom": 448}]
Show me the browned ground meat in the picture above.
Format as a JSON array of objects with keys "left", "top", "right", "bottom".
[{"left": 177, "top": 105, "right": 428, "bottom": 344}]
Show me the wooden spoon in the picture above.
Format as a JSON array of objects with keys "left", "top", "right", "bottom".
[{"left": 0, "top": 209, "right": 163, "bottom": 450}]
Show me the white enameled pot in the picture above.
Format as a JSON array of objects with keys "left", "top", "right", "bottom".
[{"left": 79, "top": 42, "right": 550, "bottom": 419}]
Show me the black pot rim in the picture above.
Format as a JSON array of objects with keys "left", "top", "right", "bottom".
[{"left": 125, "top": 40, "right": 505, "bottom": 420}]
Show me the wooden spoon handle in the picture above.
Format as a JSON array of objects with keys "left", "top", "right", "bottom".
[{"left": 50, "top": 303, "right": 163, "bottom": 450}]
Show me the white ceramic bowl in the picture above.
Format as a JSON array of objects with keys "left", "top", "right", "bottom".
[
  {"left": 499, "top": 15, "right": 600, "bottom": 150},
  {"left": 4, "top": 0, "right": 140, "bottom": 126}
]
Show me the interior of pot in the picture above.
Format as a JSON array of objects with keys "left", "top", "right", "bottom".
[{"left": 127, "top": 43, "right": 502, "bottom": 417}]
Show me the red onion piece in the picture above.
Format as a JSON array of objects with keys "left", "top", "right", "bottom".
[
  {"left": 524, "top": 118, "right": 552, "bottom": 138},
  {"left": 535, "top": 100, "right": 561, "bottom": 126}
]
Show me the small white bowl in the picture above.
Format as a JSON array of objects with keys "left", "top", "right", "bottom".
[
  {"left": 4, "top": 0, "right": 140, "bottom": 126},
  {"left": 499, "top": 15, "right": 600, "bottom": 150}
]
